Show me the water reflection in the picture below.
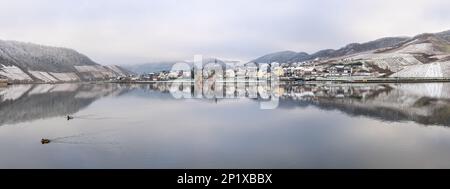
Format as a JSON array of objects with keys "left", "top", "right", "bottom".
[
  {"left": 1, "top": 82, "right": 450, "bottom": 127},
  {"left": 278, "top": 83, "right": 450, "bottom": 126},
  {"left": 0, "top": 83, "right": 128, "bottom": 126}
]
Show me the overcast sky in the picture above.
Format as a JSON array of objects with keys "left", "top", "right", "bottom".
[{"left": 0, "top": 0, "right": 449, "bottom": 64}]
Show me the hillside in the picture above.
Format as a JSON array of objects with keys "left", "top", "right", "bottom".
[
  {"left": 0, "top": 40, "right": 131, "bottom": 82},
  {"left": 123, "top": 62, "right": 180, "bottom": 74},
  {"left": 253, "top": 29, "right": 450, "bottom": 78},
  {"left": 436, "top": 30, "right": 450, "bottom": 42},
  {"left": 252, "top": 51, "right": 310, "bottom": 64},
  {"left": 350, "top": 33, "right": 450, "bottom": 76}
]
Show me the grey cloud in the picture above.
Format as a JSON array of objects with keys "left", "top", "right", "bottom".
[{"left": 0, "top": 0, "right": 449, "bottom": 64}]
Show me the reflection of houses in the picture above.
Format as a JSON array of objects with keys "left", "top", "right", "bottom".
[{"left": 279, "top": 84, "right": 387, "bottom": 101}]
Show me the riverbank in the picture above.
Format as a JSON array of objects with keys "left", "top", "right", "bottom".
[
  {"left": 5, "top": 77, "right": 450, "bottom": 86},
  {"left": 110, "top": 77, "right": 450, "bottom": 84}
]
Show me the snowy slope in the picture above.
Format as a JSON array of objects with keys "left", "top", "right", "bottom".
[
  {"left": 390, "top": 62, "right": 447, "bottom": 77},
  {"left": 342, "top": 32, "right": 450, "bottom": 76},
  {"left": 0, "top": 40, "right": 131, "bottom": 82},
  {"left": 0, "top": 65, "right": 32, "bottom": 81}
]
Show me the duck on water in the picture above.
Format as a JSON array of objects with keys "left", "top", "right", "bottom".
[
  {"left": 41, "top": 138, "right": 51, "bottom": 144},
  {"left": 41, "top": 116, "right": 73, "bottom": 144}
]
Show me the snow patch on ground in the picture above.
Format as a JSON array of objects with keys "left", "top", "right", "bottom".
[
  {"left": 402, "top": 39, "right": 419, "bottom": 47},
  {"left": 0, "top": 64, "right": 32, "bottom": 81},
  {"left": 75, "top": 65, "right": 117, "bottom": 78},
  {"left": 390, "top": 62, "right": 447, "bottom": 77},
  {"left": 396, "top": 43, "right": 437, "bottom": 54},
  {"left": 352, "top": 53, "right": 422, "bottom": 72},
  {"left": 49, "top": 72, "right": 79, "bottom": 81},
  {"left": 75, "top": 65, "right": 103, "bottom": 72},
  {"left": 105, "top": 65, "right": 126, "bottom": 76},
  {"left": 28, "top": 71, "right": 59, "bottom": 82},
  {"left": 372, "top": 55, "right": 422, "bottom": 72}
]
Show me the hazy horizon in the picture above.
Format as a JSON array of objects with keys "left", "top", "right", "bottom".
[{"left": 1, "top": 0, "right": 450, "bottom": 65}]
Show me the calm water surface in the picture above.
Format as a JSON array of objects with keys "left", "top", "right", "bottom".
[{"left": 1, "top": 82, "right": 450, "bottom": 168}]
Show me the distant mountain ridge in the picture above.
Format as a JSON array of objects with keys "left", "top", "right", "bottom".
[
  {"left": 123, "top": 62, "right": 180, "bottom": 74},
  {"left": 251, "top": 51, "right": 309, "bottom": 64},
  {"left": 436, "top": 30, "right": 450, "bottom": 42},
  {"left": 122, "top": 58, "right": 239, "bottom": 74},
  {"left": 0, "top": 40, "right": 132, "bottom": 82},
  {"left": 253, "top": 37, "right": 411, "bottom": 63}
]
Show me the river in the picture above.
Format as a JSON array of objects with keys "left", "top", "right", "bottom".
[{"left": 1, "top": 82, "right": 450, "bottom": 168}]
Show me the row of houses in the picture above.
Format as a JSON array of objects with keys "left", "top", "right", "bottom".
[
  {"left": 122, "top": 59, "right": 382, "bottom": 82},
  {"left": 280, "top": 61, "right": 382, "bottom": 79}
]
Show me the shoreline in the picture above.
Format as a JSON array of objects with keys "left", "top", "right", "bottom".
[
  {"left": 3, "top": 77, "right": 450, "bottom": 86},
  {"left": 109, "top": 78, "right": 450, "bottom": 84}
]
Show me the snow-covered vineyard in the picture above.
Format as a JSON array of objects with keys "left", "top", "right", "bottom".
[
  {"left": 0, "top": 65, "right": 33, "bottom": 81},
  {"left": 347, "top": 34, "right": 450, "bottom": 78},
  {"left": 389, "top": 62, "right": 450, "bottom": 78},
  {"left": 0, "top": 40, "right": 131, "bottom": 83},
  {"left": 0, "top": 64, "right": 128, "bottom": 83}
]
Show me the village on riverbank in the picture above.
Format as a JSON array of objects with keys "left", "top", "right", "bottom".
[{"left": 112, "top": 58, "right": 450, "bottom": 84}]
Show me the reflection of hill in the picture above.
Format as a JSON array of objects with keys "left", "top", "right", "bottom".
[
  {"left": 136, "top": 82, "right": 450, "bottom": 126},
  {"left": 3, "top": 82, "right": 450, "bottom": 127},
  {"left": 0, "top": 84, "right": 127, "bottom": 126},
  {"left": 311, "top": 98, "right": 450, "bottom": 126},
  {"left": 124, "top": 82, "right": 450, "bottom": 126},
  {"left": 278, "top": 83, "right": 450, "bottom": 126}
]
